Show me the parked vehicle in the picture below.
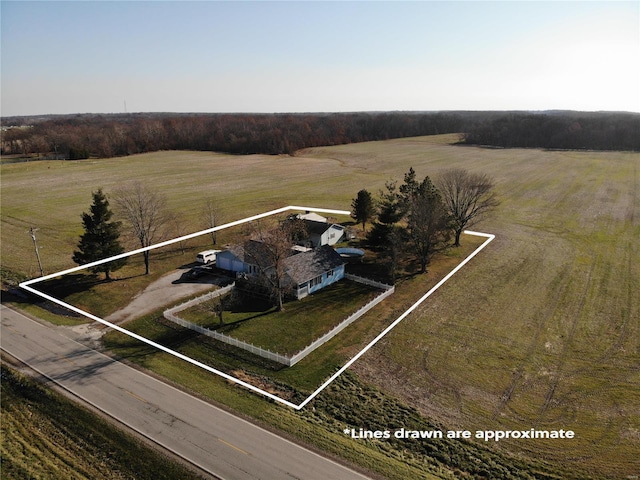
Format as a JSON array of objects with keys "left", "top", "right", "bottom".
[{"left": 196, "top": 250, "right": 220, "bottom": 264}]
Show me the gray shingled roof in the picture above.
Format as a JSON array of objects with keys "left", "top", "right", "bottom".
[
  {"left": 284, "top": 245, "right": 344, "bottom": 284},
  {"left": 227, "top": 240, "right": 277, "bottom": 268},
  {"left": 304, "top": 219, "right": 331, "bottom": 235}
]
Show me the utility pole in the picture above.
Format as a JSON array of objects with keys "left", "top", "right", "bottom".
[{"left": 30, "top": 227, "right": 44, "bottom": 277}]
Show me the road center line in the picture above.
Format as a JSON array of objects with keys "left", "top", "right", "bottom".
[
  {"left": 218, "top": 438, "right": 249, "bottom": 455},
  {"left": 125, "top": 389, "right": 149, "bottom": 404}
]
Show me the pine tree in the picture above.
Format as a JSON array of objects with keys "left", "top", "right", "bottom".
[
  {"left": 406, "top": 176, "right": 452, "bottom": 273},
  {"left": 73, "top": 189, "right": 127, "bottom": 280},
  {"left": 350, "top": 189, "right": 375, "bottom": 231}
]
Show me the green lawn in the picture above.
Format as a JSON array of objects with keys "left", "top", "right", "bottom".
[{"left": 180, "top": 280, "right": 381, "bottom": 355}]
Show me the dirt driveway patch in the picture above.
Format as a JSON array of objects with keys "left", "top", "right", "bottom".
[{"left": 104, "top": 270, "right": 229, "bottom": 325}]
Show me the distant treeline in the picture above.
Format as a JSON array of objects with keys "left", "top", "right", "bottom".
[
  {"left": 461, "top": 111, "right": 640, "bottom": 151},
  {"left": 1, "top": 111, "right": 638, "bottom": 159}
]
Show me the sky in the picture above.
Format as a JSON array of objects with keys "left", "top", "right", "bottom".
[{"left": 1, "top": 1, "right": 639, "bottom": 116}]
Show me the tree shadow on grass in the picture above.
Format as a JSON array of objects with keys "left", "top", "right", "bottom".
[
  {"left": 37, "top": 273, "right": 102, "bottom": 298},
  {"left": 113, "top": 272, "right": 147, "bottom": 282},
  {"left": 215, "top": 308, "right": 278, "bottom": 333},
  {"left": 36, "top": 271, "right": 151, "bottom": 300},
  {"left": 105, "top": 318, "right": 202, "bottom": 363},
  {"left": 1, "top": 287, "right": 87, "bottom": 318},
  {"left": 177, "top": 262, "right": 200, "bottom": 270},
  {"left": 195, "top": 336, "right": 288, "bottom": 372},
  {"left": 229, "top": 295, "right": 274, "bottom": 313}
]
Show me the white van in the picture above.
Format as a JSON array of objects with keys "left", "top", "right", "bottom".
[{"left": 196, "top": 250, "right": 220, "bottom": 264}]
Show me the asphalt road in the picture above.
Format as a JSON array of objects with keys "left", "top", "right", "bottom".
[{"left": 0, "top": 305, "right": 372, "bottom": 480}]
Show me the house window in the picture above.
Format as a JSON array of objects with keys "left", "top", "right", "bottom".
[
  {"left": 327, "top": 269, "right": 334, "bottom": 277},
  {"left": 310, "top": 275, "right": 322, "bottom": 287}
]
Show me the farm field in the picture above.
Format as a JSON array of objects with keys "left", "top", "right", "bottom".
[{"left": 2, "top": 134, "right": 638, "bottom": 478}]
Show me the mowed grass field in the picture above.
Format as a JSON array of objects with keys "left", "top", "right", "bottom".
[{"left": 2, "top": 134, "right": 638, "bottom": 477}]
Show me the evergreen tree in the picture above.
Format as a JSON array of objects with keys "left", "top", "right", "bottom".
[
  {"left": 367, "top": 180, "right": 403, "bottom": 247},
  {"left": 370, "top": 169, "right": 453, "bottom": 277},
  {"left": 350, "top": 189, "right": 375, "bottom": 231},
  {"left": 399, "top": 166, "right": 419, "bottom": 206},
  {"left": 73, "top": 189, "right": 127, "bottom": 280},
  {"left": 377, "top": 180, "right": 404, "bottom": 225},
  {"left": 406, "top": 176, "right": 452, "bottom": 273}
]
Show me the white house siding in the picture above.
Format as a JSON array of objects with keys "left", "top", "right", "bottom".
[
  {"left": 321, "top": 225, "right": 345, "bottom": 246},
  {"left": 307, "top": 265, "right": 344, "bottom": 294},
  {"left": 307, "top": 222, "right": 345, "bottom": 247}
]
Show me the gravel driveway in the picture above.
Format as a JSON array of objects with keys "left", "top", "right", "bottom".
[{"left": 104, "top": 269, "right": 227, "bottom": 325}]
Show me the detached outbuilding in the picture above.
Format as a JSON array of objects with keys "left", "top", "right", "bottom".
[{"left": 304, "top": 220, "right": 345, "bottom": 247}]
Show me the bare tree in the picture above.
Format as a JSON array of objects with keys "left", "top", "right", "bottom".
[
  {"left": 168, "top": 211, "right": 189, "bottom": 255},
  {"left": 437, "top": 168, "right": 499, "bottom": 246},
  {"left": 114, "top": 182, "right": 169, "bottom": 274},
  {"left": 246, "top": 219, "right": 306, "bottom": 311},
  {"left": 200, "top": 291, "right": 235, "bottom": 327},
  {"left": 202, "top": 197, "right": 221, "bottom": 245}
]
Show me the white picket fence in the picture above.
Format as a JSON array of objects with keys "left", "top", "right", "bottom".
[
  {"left": 163, "top": 276, "right": 394, "bottom": 367},
  {"left": 288, "top": 280, "right": 394, "bottom": 366},
  {"left": 344, "top": 273, "right": 394, "bottom": 290},
  {"left": 166, "top": 314, "right": 291, "bottom": 365},
  {"left": 163, "top": 282, "right": 291, "bottom": 364},
  {"left": 164, "top": 283, "right": 235, "bottom": 314}
]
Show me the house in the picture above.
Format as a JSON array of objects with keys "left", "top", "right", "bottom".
[
  {"left": 303, "top": 220, "right": 345, "bottom": 247},
  {"left": 283, "top": 245, "right": 345, "bottom": 299},
  {"left": 216, "top": 241, "right": 345, "bottom": 299}
]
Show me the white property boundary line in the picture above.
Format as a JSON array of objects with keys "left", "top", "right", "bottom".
[
  {"left": 19, "top": 205, "right": 494, "bottom": 410},
  {"left": 297, "top": 229, "right": 494, "bottom": 409}
]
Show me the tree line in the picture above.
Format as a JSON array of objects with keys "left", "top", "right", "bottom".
[
  {"left": 0, "top": 112, "right": 464, "bottom": 158},
  {"left": 351, "top": 167, "right": 498, "bottom": 281},
  {"left": 461, "top": 111, "right": 640, "bottom": 151},
  {"left": 2, "top": 110, "right": 637, "bottom": 159}
]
